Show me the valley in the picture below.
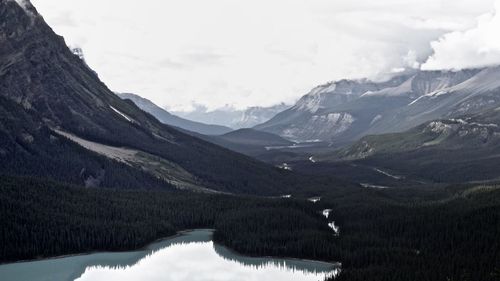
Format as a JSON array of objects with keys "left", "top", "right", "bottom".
[{"left": 0, "top": 0, "right": 499, "bottom": 281}]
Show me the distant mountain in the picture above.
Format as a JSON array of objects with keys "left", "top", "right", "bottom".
[
  {"left": 174, "top": 103, "right": 290, "bottom": 129},
  {"left": 235, "top": 104, "right": 290, "bottom": 128},
  {"left": 255, "top": 69, "right": 490, "bottom": 144},
  {"left": 118, "top": 93, "right": 232, "bottom": 135},
  {"left": 0, "top": 0, "right": 303, "bottom": 195}
]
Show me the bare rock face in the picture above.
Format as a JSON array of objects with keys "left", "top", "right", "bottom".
[{"left": 255, "top": 68, "right": 497, "bottom": 144}]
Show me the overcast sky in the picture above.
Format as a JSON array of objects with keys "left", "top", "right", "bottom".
[{"left": 31, "top": 0, "right": 499, "bottom": 112}]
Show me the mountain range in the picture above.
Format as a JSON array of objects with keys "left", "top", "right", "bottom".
[
  {"left": 117, "top": 93, "right": 294, "bottom": 157},
  {"left": 0, "top": 0, "right": 304, "bottom": 195},
  {"left": 2, "top": 0, "right": 500, "bottom": 199},
  {"left": 255, "top": 68, "right": 500, "bottom": 147},
  {"left": 173, "top": 103, "right": 289, "bottom": 129}
]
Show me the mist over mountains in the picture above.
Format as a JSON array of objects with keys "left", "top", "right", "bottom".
[{"left": 173, "top": 103, "right": 290, "bottom": 129}]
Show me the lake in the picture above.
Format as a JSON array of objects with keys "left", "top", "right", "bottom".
[{"left": 0, "top": 229, "right": 340, "bottom": 281}]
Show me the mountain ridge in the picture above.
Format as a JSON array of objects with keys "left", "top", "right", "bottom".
[
  {"left": 255, "top": 68, "right": 488, "bottom": 145},
  {"left": 118, "top": 93, "right": 232, "bottom": 135},
  {"left": 0, "top": 0, "right": 306, "bottom": 195}
]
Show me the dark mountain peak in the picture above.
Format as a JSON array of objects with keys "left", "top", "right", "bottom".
[
  {"left": 0, "top": 0, "right": 302, "bottom": 194},
  {"left": 118, "top": 93, "right": 233, "bottom": 135},
  {"left": 0, "top": 0, "right": 168, "bottom": 140}
]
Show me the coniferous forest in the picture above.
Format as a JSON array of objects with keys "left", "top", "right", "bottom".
[{"left": 1, "top": 175, "right": 498, "bottom": 281}]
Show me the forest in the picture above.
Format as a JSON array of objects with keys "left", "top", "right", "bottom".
[
  {"left": 1, "top": 1, "right": 499, "bottom": 280},
  {"left": 1, "top": 175, "right": 498, "bottom": 281}
]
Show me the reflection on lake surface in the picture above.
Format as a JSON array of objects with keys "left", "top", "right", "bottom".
[{"left": 0, "top": 230, "right": 340, "bottom": 281}]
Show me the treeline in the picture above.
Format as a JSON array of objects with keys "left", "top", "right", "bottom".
[{"left": 0, "top": 176, "right": 335, "bottom": 263}]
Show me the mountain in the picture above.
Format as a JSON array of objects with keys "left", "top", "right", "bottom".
[
  {"left": 323, "top": 106, "right": 500, "bottom": 183},
  {"left": 173, "top": 103, "right": 289, "bottom": 129},
  {"left": 118, "top": 93, "right": 232, "bottom": 135},
  {"left": 190, "top": 128, "right": 294, "bottom": 158},
  {"left": 0, "top": 0, "right": 304, "bottom": 195},
  {"left": 235, "top": 104, "right": 290, "bottom": 128},
  {"left": 219, "top": 129, "right": 293, "bottom": 147},
  {"left": 255, "top": 69, "right": 487, "bottom": 145}
]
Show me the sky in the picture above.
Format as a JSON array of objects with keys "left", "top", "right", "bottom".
[{"left": 30, "top": 0, "right": 500, "bottom": 112}]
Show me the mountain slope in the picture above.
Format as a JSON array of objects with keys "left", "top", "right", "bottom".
[
  {"left": 118, "top": 93, "right": 232, "bottom": 135},
  {"left": 0, "top": 0, "right": 303, "bottom": 195},
  {"left": 219, "top": 128, "right": 293, "bottom": 147},
  {"left": 254, "top": 78, "right": 407, "bottom": 142},
  {"left": 235, "top": 104, "right": 290, "bottom": 128},
  {"left": 369, "top": 67, "right": 500, "bottom": 134},
  {"left": 189, "top": 128, "right": 295, "bottom": 158},
  {"left": 255, "top": 69, "right": 484, "bottom": 144},
  {"left": 0, "top": 95, "right": 172, "bottom": 190},
  {"left": 332, "top": 107, "right": 500, "bottom": 183}
]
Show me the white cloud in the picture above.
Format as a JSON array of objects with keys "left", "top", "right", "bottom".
[
  {"left": 31, "top": 0, "right": 496, "bottom": 111},
  {"left": 422, "top": 0, "right": 500, "bottom": 70}
]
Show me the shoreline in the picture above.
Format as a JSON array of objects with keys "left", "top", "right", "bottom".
[
  {"left": 0, "top": 228, "right": 340, "bottom": 269},
  {"left": 0, "top": 228, "right": 211, "bottom": 266}
]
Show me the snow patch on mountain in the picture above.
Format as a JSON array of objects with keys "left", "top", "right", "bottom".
[
  {"left": 373, "top": 168, "right": 404, "bottom": 180},
  {"left": 408, "top": 89, "right": 451, "bottom": 105},
  {"left": 370, "top": 115, "right": 383, "bottom": 125},
  {"left": 361, "top": 76, "right": 414, "bottom": 97},
  {"left": 361, "top": 183, "right": 390, "bottom": 189},
  {"left": 110, "top": 106, "right": 135, "bottom": 123}
]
